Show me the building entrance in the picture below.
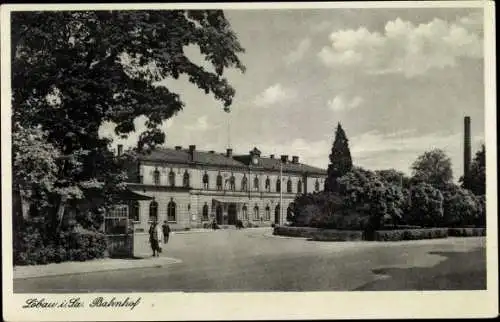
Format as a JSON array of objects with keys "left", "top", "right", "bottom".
[
  {"left": 228, "top": 203, "right": 237, "bottom": 225},
  {"left": 275, "top": 205, "right": 280, "bottom": 225},
  {"left": 216, "top": 205, "right": 223, "bottom": 225}
]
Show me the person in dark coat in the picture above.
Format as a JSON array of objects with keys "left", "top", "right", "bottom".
[
  {"left": 162, "top": 221, "right": 171, "bottom": 244},
  {"left": 149, "top": 221, "right": 161, "bottom": 257}
]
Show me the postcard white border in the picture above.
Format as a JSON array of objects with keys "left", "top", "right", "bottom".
[{"left": 2, "top": 1, "right": 498, "bottom": 321}]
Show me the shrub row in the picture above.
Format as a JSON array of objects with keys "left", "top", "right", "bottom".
[
  {"left": 373, "top": 228, "right": 449, "bottom": 241},
  {"left": 15, "top": 230, "right": 107, "bottom": 266},
  {"left": 448, "top": 227, "right": 486, "bottom": 237},
  {"left": 273, "top": 226, "right": 363, "bottom": 241}
]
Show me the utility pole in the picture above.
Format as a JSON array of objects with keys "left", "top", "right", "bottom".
[{"left": 280, "top": 160, "right": 283, "bottom": 226}]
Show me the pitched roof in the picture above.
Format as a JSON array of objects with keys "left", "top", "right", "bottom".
[{"left": 137, "top": 147, "right": 326, "bottom": 175}]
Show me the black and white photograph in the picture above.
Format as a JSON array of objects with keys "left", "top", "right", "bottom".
[{"left": 1, "top": 1, "right": 498, "bottom": 320}]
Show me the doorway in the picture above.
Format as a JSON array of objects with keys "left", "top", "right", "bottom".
[
  {"left": 228, "top": 203, "right": 237, "bottom": 225},
  {"left": 216, "top": 205, "right": 223, "bottom": 225},
  {"left": 275, "top": 205, "right": 280, "bottom": 225}
]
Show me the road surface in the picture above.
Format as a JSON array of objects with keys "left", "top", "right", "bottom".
[{"left": 14, "top": 228, "right": 486, "bottom": 292}]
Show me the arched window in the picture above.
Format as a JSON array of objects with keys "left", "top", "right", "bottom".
[
  {"left": 315, "top": 179, "right": 320, "bottom": 191},
  {"left": 229, "top": 175, "right": 236, "bottom": 191},
  {"left": 297, "top": 179, "right": 302, "bottom": 194},
  {"left": 265, "top": 206, "right": 271, "bottom": 221},
  {"left": 276, "top": 178, "right": 281, "bottom": 192},
  {"left": 287, "top": 205, "right": 294, "bottom": 222},
  {"left": 241, "top": 176, "right": 248, "bottom": 191},
  {"left": 265, "top": 177, "right": 271, "bottom": 192},
  {"left": 183, "top": 170, "right": 190, "bottom": 188},
  {"left": 167, "top": 200, "right": 176, "bottom": 222},
  {"left": 275, "top": 204, "right": 280, "bottom": 223},
  {"left": 242, "top": 205, "right": 248, "bottom": 220},
  {"left": 253, "top": 205, "right": 259, "bottom": 220},
  {"left": 287, "top": 179, "right": 292, "bottom": 193},
  {"left": 169, "top": 170, "right": 176, "bottom": 187},
  {"left": 253, "top": 176, "right": 259, "bottom": 191},
  {"left": 202, "top": 203, "right": 209, "bottom": 221},
  {"left": 203, "top": 173, "right": 209, "bottom": 190},
  {"left": 129, "top": 201, "right": 140, "bottom": 222},
  {"left": 149, "top": 200, "right": 158, "bottom": 221},
  {"left": 153, "top": 168, "right": 160, "bottom": 185},
  {"left": 216, "top": 173, "right": 223, "bottom": 190}
]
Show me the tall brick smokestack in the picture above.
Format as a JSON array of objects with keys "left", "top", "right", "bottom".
[{"left": 464, "top": 116, "right": 471, "bottom": 179}]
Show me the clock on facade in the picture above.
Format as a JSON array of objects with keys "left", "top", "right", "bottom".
[{"left": 252, "top": 156, "right": 258, "bottom": 165}]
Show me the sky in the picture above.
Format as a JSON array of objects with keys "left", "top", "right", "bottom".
[{"left": 99, "top": 7, "right": 486, "bottom": 180}]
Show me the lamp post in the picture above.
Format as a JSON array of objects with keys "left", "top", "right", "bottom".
[{"left": 280, "top": 159, "right": 283, "bottom": 226}]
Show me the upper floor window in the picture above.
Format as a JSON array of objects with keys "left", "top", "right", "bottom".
[
  {"left": 241, "top": 176, "right": 248, "bottom": 191},
  {"left": 167, "top": 199, "right": 176, "bottom": 222},
  {"left": 149, "top": 200, "right": 158, "bottom": 221},
  {"left": 203, "top": 173, "right": 209, "bottom": 189},
  {"left": 153, "top": 168, "right": 160, "bottom": 185},
  {"left": 253, "top": 176, "right": 259, "bottom": 191},
  {"left": 202, "top": 203, "right": 209, "bottom": 221},
  {"left": 229, "top": 175, "right": 236, "bottom": 191},
  {"left": 315, "top": 179, "right": 320, "bottom": 192},
  {"left": 129, "top": 201, "right": 140, "bottom": 222},
  {"left": 265, "top": 177, "right": 271, "bottom": 192},
  {"left": 183, "top": 170, "right": 190, "bottom": 188},
  {"left": 287, "top": 179, "right": 292, "bottom": 193},
  {"left": 216, "top": 173, "right": 223, "bottom": 190},
  {"left": 242, "top": 205, "right": 248, "bottom": 220},
  {"left": 297, "top": 179, "right": 302, "bottom": 194},
  {"left": 169, "top": 169, "right": 176, "bottom": 187},
  {"left": 276, "top": 178, "right": 281, "bottom": 192}
]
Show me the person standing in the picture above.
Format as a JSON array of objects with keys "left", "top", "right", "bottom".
[
  {"left": 149, "top": 221, "right": 161, "bottom": 257},
  {"left": 162, "top": 221, "right": 171, "bottom": 244}
]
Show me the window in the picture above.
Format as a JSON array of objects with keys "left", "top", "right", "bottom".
[
  {"left": 315, "top": 179, "right": 320, "bottom": 191},
  {"left": 216, "top": 174, "right": 223, "bottom": 190},
  {"left": 265, "top": 206, "right": 271, "bottom": 221},
  {"left": 253, "top": 176, "right": 259, "bottom": 191},
  {"left": 287, "top": 205, "right": 294, "bottom": 222},
  {"left": 275, "top": 205, "right": 280, "bottom": 222},
  {"left": 287, "top": 179, "right": 292, "bottom": 193},
  {"left": 265, "top": 177, "right": 271, "bottom": 192},
  {"left": 229, "top": 175, "right": 235, "bottom": 191},
  {"left": 167, "top": 200, "right": 176, "bottom": 222},
  {"left": 241, "top": 176, "right": 248, "bottom": 191},
  {"left": 129, "top": 201, "right": 140, "bottom": 222},
  {"left": 203, "top": 173, "right": 209, "bottom": 189},
  {"left": 183, "top": 170, "right": 190, "bottom": 188},
  {"left": 297, "top": 180, "right": 302, "bottom": 194},
  {"left": 169, "top": 170, "right": 176, "bottom": 187},
  {"left": 276, "top": 178, "right": 281, "bottom": 192},
  {"left": 149, "top": 201, "right": 158, "bottom": 221},
  {"left": 202, "top": 203, "right": 209, "bottom": 221},
  {"left": 242, "top": 205, "right": 248, "bottom": 220},
  {"left": 253, "top": 205, "right": 259, "bottom": 220},
  {"left": 153, "top": 168, "right": 160, "bottom": 185}
]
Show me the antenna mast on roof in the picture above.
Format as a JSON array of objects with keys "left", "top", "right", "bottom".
[{"left": 225, "top": 107, "right": 231, "bottom": 149}]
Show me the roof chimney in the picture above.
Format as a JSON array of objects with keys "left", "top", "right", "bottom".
[
  {"left": 117, "top": 144, "right": 123, "bottom": 157},
  {"left": 270, "top": 154, "right": 275, "bottom": 159},
  {"left": 280, "top": 155, "right": 288, "bottom": 163},
  {"left": 209, "top": 150, "right": 215, "bottom": 154},
  {"left": 189, "top": 145, "right": 196, "bottom": 161},
  {"left": 175, "top": 146, "right": 182, "bottom": 151},
  {"left": 226, "top": 148, "right": 233, "bottom": 158},
  {"left": 292, "top": 156, "right": 299, "bottom": 164}
]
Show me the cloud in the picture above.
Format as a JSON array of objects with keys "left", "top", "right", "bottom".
[
  {"left": 254, "top": 83, "right": 295, "bottom": 107},
  {"left": 185, "top": 115, "right": 217, "bottom": 131},
  {"left": 327, "top": 95, "right": 364, "bottom": 112},
  {"left": 284, "top": 38, "right": 312, "bottom": 64},
  {"left": 318, "top": 14, "right": 483, "bottom": 78}
]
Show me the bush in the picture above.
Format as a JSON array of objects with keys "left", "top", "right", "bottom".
[
  {"left": 14, "top": 222, "right": 107, "bottom": 265},
  {"left": 373, "top": 228, "right": 448, "bottom": 241},
  {"left": 273, "top": 226, "right": 363, "bottom": 241},
  {"left": 448, "top": 227, "right": 486, "bottom": 237},
  {"left": 441, "top": 184, "right": 481, "bottom": 227},
  {"left": 405, "top": 183, "right": 444, "bottom": 227}
]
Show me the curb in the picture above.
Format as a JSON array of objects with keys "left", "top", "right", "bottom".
[{"left": 13, "top": 256, "right": 182, "bottom": 280}]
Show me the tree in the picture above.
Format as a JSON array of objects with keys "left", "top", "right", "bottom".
[
  {"left": 12, "top": 11, "right": 245, "bottom": 237},
  {"left": 375, "top": 169, "right": 409, "bottom": 188},
  {"left": 405, "top": 183, "right": 444, "bottom": 227},
  {"left": 460, "top": 144, "right": 486, "bottom": 195},
  {"left": 411, "top": 149, "right": 453, "bottom": 189},
  {"left": 324, "top": 122, "right": 353, "bottom": 192},
  {"left": 441, "top": 183, "right": 480, "bottom": 227}
]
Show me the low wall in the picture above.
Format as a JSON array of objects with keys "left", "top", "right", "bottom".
[
  {"left": 373, "top": 228, "right": 449, "bottom": 241},
  {"left": 273, "top": 226, "right": 363, "bottom": 241}
]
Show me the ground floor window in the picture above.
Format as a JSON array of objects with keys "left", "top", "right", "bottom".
[
  {"left": 202, "top": 204, "right": 209, "bottom": 221},
  {"left": 167, "top": 200, "right": 176, "bottom": 222},
  {"left": 242, "top": 205, "right": 248, "bottom": 220},
  {"left": 265, "top": 206, "right": 271, "bottom": 221},
  {"left": 129, "top": 201, "right": 140, "bottom": 222}
]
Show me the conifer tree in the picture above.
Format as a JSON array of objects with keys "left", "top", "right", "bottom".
[{"left": 324, "top": 122, "right": 353, "bottom": 192}]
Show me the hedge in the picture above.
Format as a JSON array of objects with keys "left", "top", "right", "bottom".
[
  {"left": 373, "top": 228, "right": 449, "bottom": 241},
  {"left": 273, "top": 226, "right": 363, "bottom": 241},
  {"left": 448, "top": 227, "right": 486, "bottom": 237}
]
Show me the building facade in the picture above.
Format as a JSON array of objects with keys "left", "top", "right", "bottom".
[{"left": 123, "top": 145, "right": 326, "bottom": 231}]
